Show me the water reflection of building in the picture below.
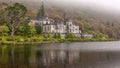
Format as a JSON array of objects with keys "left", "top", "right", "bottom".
[
  {"left": 40, "top": 50, "right": 80, "bottom": 66},
  {"left": 1, "top": 45, "right": 120, "bottom": 68}
]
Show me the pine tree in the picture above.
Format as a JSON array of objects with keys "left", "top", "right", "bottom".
[{"left": 37, "top": 2, "right": 45, "bottom": 19}]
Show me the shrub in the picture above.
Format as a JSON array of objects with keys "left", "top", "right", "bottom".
[
  {"left": 24, "top": 38, "right": 30, "bottom": 42},
  {"left": 43, "top": 38, "right": 50, "bottom": 41},
  {"left": 30, "top": 37, "right": 40, "bottom": 42},
  {"left": 6, "top": 38, "right": 14, "bottom": 41},
  {"left": 0, "top": 37, "right": 2, "bottom": 41},
  {"left": 16, "top": 38, "right": 24, "bottom": 42}
]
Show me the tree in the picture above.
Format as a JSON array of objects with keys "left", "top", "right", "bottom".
[
  {"left": 16, "top": 23, "right": 36, "bottom": 37},
  {"left": 29, "top": 25, "right": 37, "bottom": 37},
  {"left": 57, "top": 33, "right": 61, "bottom": 39},
  {"left": 67, "top": 33, "right": 74, "bottom": 38},
  {"left": 16, "top": 26, "right": 25, "bottom": 36},
  {"left": 0, "top": 19, "right": 4, "bottom": 25},
  {"left": 35, "top": 25, "right": 42, "bottom": 35},
  {"left": 0, "top": 3, "right": 27, "bottom": 37},
  {"left": 0, "top": 25, "right": 9, "bottom": 37},
  {"left": 15, "top": 19, "right": 30, "bottom": 36},
  {"left": 95, "top": 33, "right": 104, "bottom": 38},
  {"left": 37, "top": 2, "right": 45, "bottom": 19}
]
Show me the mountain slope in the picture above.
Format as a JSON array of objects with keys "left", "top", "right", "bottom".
[{"left": 1, "top": 0, "right": 120, "bottom": 38}]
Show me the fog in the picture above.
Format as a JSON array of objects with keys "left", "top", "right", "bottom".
[
  {"left": 44, "top": 0, "right": 120, "bottom": 13},
  {"left": 21, "top": 0, "right": 120, "bottom": 14},
  {"left": 1, "top": 0, "right": 120, "bottom": 16},
  {"left": 1, "top": 0, "right": 120, "bottom": 13}
]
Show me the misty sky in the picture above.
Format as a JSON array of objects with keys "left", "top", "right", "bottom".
[
  {"left": 1, "top": 0, "right": 120, "bottom": 13},
  {"left": 69, "top": 0, "right": 120, "bottom": 9},
  {"left": 43, "top": 0, "right": 120, "bottom": 13}
]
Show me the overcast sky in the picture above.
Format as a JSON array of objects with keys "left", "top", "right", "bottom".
[
  {"left": 70, "top": 0, "right": 120, "bottom": 9},
  {"left": 1, "top": 0, "right": 120, "bottom": 13},
  {"left": 43, "top": 0, "right": 120, "bottom": 13}
]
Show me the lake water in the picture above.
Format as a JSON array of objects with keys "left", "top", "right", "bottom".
[{"left": 0, "top": 41, "right": 120, "bottom": 68}]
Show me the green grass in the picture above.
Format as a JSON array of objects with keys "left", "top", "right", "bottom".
[{"left": 0, "top": 36, "right": 116, "bottom": 45}]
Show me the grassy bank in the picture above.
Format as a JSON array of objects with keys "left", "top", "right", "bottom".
[{"left": 0, "top": 36, "right": 116, "bottom": 45}]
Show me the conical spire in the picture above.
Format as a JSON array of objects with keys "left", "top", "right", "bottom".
[{"left": 63, "top": 13, "right": 68, "bottom": 25}]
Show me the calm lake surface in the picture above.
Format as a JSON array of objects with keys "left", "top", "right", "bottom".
[{"left": 0, "top": 41, "right": 120, "bottom": 68}]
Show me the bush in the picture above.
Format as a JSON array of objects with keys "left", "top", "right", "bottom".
[
  {"left": 16, "top": 38, "right": 24, "bottom": 42},
  {"left": 43, "top": 38, "right": 51, "bottom": 41},
  {"left": 6, "top": 38, "right": 15, "bottom": 41},
  {"left": 0, "top": 37, "right": 2, "bottom": 41},
  {"left": 30, "top": 37, "right": 40, "bottom": 42},
  {"left": 24, "top": 38, "right": 30, "bottom": 42}
]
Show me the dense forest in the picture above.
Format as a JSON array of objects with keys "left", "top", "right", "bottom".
[{"left": 0, "top": 0, "right": 120, "bottom": 39}]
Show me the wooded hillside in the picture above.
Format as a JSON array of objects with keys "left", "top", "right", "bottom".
[{"left": 1, "top": 0, "right": 120, "bottom": 38}]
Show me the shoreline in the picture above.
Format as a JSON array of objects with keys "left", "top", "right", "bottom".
[{"left": 0, "top": 38, "right": 116, "bottom": 45}]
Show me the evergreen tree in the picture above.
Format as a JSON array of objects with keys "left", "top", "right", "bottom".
[
  {"left": 57, "top": 33, "right": 61, "bottom": 39},
  {"left": 35, "top": 25, "right": 42, "bottom": 35},
  {"left": 37, "top": 2, "right": 45, "bottom": 19}
]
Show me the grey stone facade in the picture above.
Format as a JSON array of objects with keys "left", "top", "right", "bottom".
[{"left": 30, "top": 17, "right": 81, "bottom": 38}]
